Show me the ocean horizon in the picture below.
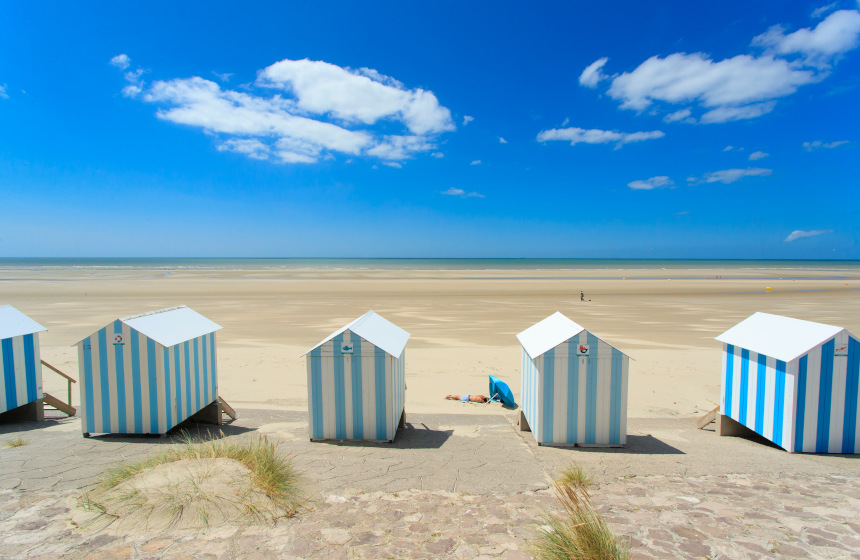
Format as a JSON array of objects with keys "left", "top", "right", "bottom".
[{"left": 1, "top": 257, "right": 859, "bottom": 271}]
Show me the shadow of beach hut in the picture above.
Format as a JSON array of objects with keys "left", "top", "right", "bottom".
[
  {"left": 0, "top": 305, "right": 47, "bottom": 422},
  {"left": 716, "top": 312, "right": 859, "bottom": 454},
  {"left": 304, "top": 310, "right": 409, "bottom": 443},
  {"left": 516, "top": 311, "right": 630, "bottom": 447},
  {"left": 75, "top": 306, "right": 225, "bottom": 437}
]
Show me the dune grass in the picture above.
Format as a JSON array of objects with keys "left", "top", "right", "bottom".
[
  {"left": 78, "top": 431, "right": 302, "bottom": 530},
  {"left": 556, "top": 462, "right": 594, "bottom": 490},
  {"left": 533, "top": 477, "right": 630, "bottom": 560},
  {"left": 2, "top": 437, "right": 29, "bottom": 448}
]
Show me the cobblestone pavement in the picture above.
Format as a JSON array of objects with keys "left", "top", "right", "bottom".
[{"left": 1, "top": 409, "right": 859, "bottom": 559}]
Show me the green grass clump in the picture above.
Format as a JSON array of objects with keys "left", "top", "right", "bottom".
[
  {"left": 2, "top": 437, "right": 29, "bottom": 448},
  {"left": 78, "top": 431, "right": 302, "bottom": 531},
  {"left": 556, "top": 462, "right": 594, "bottom": 490},
  {"left": 533, "top": 479, "right": 630, "bottom": 560}
]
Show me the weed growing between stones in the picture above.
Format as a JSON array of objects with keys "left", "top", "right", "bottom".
[
  {"left": 76, "top": 432, "right": 303, "bottom": 532},
  {"left": 556, "top": 462, "right": 594, "bottom": 490},
  {"left": 2, "top": 437, "right": 29, "bottom": 448},
  {"left": 532, "top": 479, "right": 630, "bottom": 560}
]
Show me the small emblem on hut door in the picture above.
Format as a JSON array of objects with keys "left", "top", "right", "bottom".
[
  {"left": 341, "top": 343, "right": 354, "bottom": 354},
  {"left": 835, "top": 344, "right": 848, "bottom": 357},
  {"left": 576, "top": 344, "right": 590, "bottom": 357},
  {"left": 113, "top": 333, "right": 125, "bottom": 346}
]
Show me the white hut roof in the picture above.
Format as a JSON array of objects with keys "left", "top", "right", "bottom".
[
  {"left": 0, "top": 305, "right": 47, "bottom": 340},
  {"left": 305, "top": 310, "right": 410, "bottom": 357},
  {"left": 517, "top": 312, "right": 586, "bottom": 359},
  {"left": 76, "top": 306, "right": 222, "bottom": 348},
  {"left": 715, "top": 312, "right": 849, "bottom": 363}
]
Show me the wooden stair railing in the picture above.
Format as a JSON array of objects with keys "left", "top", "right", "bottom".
[
  {"left": 219, "top": 397, "right": 238, "bottom": 420},
  {"left": 41, "top": 360, "right": 77, "bottom": 417}
]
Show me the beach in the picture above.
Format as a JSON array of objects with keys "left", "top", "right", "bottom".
[{"left": 3, "top": 260, "right": 859, "bottom": 418}]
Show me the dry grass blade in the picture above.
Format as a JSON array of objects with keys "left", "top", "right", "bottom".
[
  {"left": 3, "top": 437, "right": 29, "bottom": 448},
  {"left": 557, "top": 463, "right": 594, "bottom": 490},
  {"left": 532, "top": 481, "right": 630, "bottom": 560}
]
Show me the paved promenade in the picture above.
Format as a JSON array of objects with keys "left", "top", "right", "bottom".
[{"left": 1, "top": 409, "right": 859, "bottom": 559}]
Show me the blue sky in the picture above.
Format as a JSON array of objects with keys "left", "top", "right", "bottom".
[{"left": 1, "top": 1, "right": 859, "bottom": 258}]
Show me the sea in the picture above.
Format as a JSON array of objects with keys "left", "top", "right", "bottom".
[{"left": 1, "top": 257, "right": 859, "bottom": 272}]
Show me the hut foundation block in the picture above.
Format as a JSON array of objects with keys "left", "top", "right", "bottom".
[{"left": 189, "top": 399, "right": 223, "bottom": 426}]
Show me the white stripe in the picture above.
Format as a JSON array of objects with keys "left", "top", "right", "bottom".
[
  {"left": 762, "top": 357, "right": 776, "bottom": 440},
  {"left": 828, "top": 332, "right": 848, "bottom": 452},
  {"left": 306, "top": 357, "right": 314, "bottom": 439},
  {"left": 553, "top": 353, "right": 567, "bottom": 443},
  {"left": 139, "top": 335, "right": 151, "bottom": 433},
  {"left": 90, "top": 334, "right": 104, "bottom": 433},
  {"left": 122, "top": 324, "right": 135, "bottom": 431},
  {"left": 12, "top": 336, "right": 27, "bottom": 408},
  {"left": 731, "top": 349, "right": 742, "bottom": 421},
  {"left": 0, "top": 339, "right": 9, "bottom": 412},
  {"left": 620, "top": 357, "right": 629, "bottom": 445},
  {"left": 803, "top": 347, "right": 821, "bottom": 452},
  {"left": 76, "top": 342, "right": 86, "bottom": 431}
]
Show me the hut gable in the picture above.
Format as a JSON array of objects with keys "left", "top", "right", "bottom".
[
  {"left": 306, "top": 310, "right": 409, "bottom": 357},
  {"left": 517, "top": 312, "right": 584, "bottom": 359},
  {"left": 716, "top": 312, "right": 848, "bottom": 363},
  {"left": 76, "top": 306, "right": 222, "bottom": 348},
  {"left": 0, "top": 305, "right": 47, "bottom": 340}
]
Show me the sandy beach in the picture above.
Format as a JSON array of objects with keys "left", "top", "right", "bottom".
[{"left": 3, "top": 262, "right": 859, "bottom": 419}]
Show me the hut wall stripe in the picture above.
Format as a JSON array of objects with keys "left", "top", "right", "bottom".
[
  {"left": 146, "top": 338, "right": 158, "bottom": 433},
  {"left": 351, "top": 336, "right": 364, "bottom": 439},
  {"left": 23, "top": 334, "right": 37, "bottom": 403},
  {"left": 816, "top": 339, "right": 834, "bottom": 453},
  {"left": 610, "top": 347, "right": 622, "bottom": 443},
  {"left": 542, "top": 348, "right": 554, "bottom": 442},
  {"left": 585, "top": 332, "right": 599, "bottom": 444},
  {"left": 723, "top": 345, "right": 734, "bottom": 417},
  {"left": 309, "top": 347, "right": 323, "bottom": 439},
  {"left": 333, "top": 333, "right": 347, "bottom": 439},
  {"left": 374, "top": 347, "right": 386, "bottom": 440},
  {"left": 1, "top": 339, "right": 16, "bottom": 410},
  {"left": 845, "top": 338, "right": 860, "bottom": 453},
  {"left": 566, "top": 340, "right": 579, "bottom": 443}
]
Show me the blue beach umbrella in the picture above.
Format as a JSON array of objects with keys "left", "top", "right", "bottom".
[{"left": 488, "top": 375, "right": 516, "bottom": 407}]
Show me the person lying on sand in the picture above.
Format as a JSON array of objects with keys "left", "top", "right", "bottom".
[{"left": 446, "top": 394, "right": 490, "bottom": 403}]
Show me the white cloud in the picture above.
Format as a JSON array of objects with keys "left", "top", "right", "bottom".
[
  {"left": 627, "top": 176, "right": 674, "bottom": 190},
  {"left": 587, "top": 9, "right": 860, "bottom": 123},
  {"left": 257, "top": 58, "right": 454, "bottom": 135},
  {"left": 803, "top": 139, "right": 850, "bottom": 150},
  {"left": 463, "top": 115, "right": 474, "bottom": 125},
  {"left": 664, "top": 108, "right": 692, "bottom": 123},
  {"left": 470, "top": 160, "right": 481, "bottom": 165},
  {"left": 383, "top": 161, "right": 402, "bottom": 168},
  {"left": 579, "top": 57, "right": 609, "bottom": 88},
  {"left": 110, "top": 54, "right": 130, "bottom": 70},
  {"left": 442, "top": 187, "right": 484, "bottom": 198},
  {"left": 561, "top": 117, "right": 570, "bottom": 126},
  {"left": 121, "top": 58, "right": 455, "bottom": 164},
  {"left": 753, "top": 10, "right": 860, "bottom": 67},
  {"left": 212, "top": 71, "right": 233, "bottom": 82},
  {"left": 697, "top": 167, "right": 772, "bottom": 184},
  {"left": 723, "top": 145, "right": 736, "bottom": 151},
  {"left": 748, "top": 151, "right": 769, "bottom": 160},
  {"left": 0, "top": 84, "right": 7, "bottom": 99},
  {"left": 784, "top": 229, "right": 833, "bottom": 242},
  {"left": 537, "top": 126, "right": 665, "bottom": 147},
  {"left": 498, "top": 137, "right": 508, "bottom": 144},
  {"left": 812, "top": 3, "right": 839, "bottom": 19},
  {"left": 431, "top": 152, "right": 444, "bottom": 158}
]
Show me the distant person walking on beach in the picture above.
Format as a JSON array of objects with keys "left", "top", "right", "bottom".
[{"left": 580, "top": 291, "right": 585, "bottom": 302}]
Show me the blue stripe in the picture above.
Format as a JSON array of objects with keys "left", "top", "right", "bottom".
[
  {"left": 754, "top": 354, "right": 767, "bottom": 434},
  {"left": 209, "top": 333, "right": 217, "bottom": 397},
  {"left": 609, "top": 348, "right": 622, "bottom": 444},
  {"left": 566, "top": 340, "right": 579, "bottom": 443},
  {"left": 164, "top": 347, "right": 174, "bottom": 429},
  {"left": 738, "top": 349, "right": 750, "bottom": 425},
  {"left": 773, "top": 360, "right": 786, "bottom": 447},
  {"left": 817, "top": 340, "right": 835, "bottom": 453},
  {"left": 201, "top": 336, "right": 209, "bottom": 403},
  {"left": 82, "top": 337, "right": 95, "bottom": 433},
  {"left": 2, "top": 338, "right": 17, "bottom": 411},
  {"left": 350, "top": 336, "right": 364, "bottom": 439},
  {"left": 542, "top": 348, "right": 555, "bottom": 442},
  {"left": 193, "top": 338, "right": 201, "bottom": 410},
  {"left": 374, "top": 345, "right": 387, "bottom": 440},
  {"left": 333, "top": 333, "right": 346, "bottom": 440},
  {"left": 184, "top": 341, "right": 192, "bottom": 418},
  {"left": 113, "top": 321, "right": 127, "bottom": 432},
  {"left": 173, "top": 345, "right": 182, "bottom": 421},
  {"left": 795, "top": 355, "right": 808, "bottom": 452},
  {"left": 23, "top": 334, "right": 37, "bottom": 403},
  {"left": 147, "top": 338, "right": 159, "bottom": 433},
  {"left": 585, "top": 333, "right": 599, "bottom": 444},
  {"left": 310, "top": 346, "right": 323, "bottom": 438},
  {"left": 130, "top": 330, "right": 143, "bottom": 433},
  {"left": 98, "top": 328, "right": 111, "bottom": 431},
  {"left": 844, "top": 338, "right": 860, "bottom": 454},
  {"left": 724, "top": 345, "right": 734, "bottom": 418}
]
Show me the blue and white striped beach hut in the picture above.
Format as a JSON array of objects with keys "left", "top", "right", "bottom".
[
  {"left": 0, "top": 306, "right": 47, "bottom": 417},
  {"left": 304, "top": 310, "right": 409, "bottom": 442},
  {"left": 716, "top": 312, "right": 859, "bottom": 454},
  {"left": 76, "top": 306, "right": 222, "bottom": 437},
  {"left": 517, "top": 312, "right": 630, "bottom": 446}
]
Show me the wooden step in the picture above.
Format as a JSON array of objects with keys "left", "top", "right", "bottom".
[
  {"left": 697, "top": 405, "right": 720, "bottom": 429},
  {"left": 219, "top": 397, "right": 237, "bottom": 420},
  {"left": 43, "top": 393, "right": 76, "bottom": 417}
]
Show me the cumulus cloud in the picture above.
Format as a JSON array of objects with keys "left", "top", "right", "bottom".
[
  {"left": 110, "top": 54, "right": 130, "bottom": 70},
  {"left": 579, "top": 57, "right": 609, "bottom": 88},
  {"left": 585, "top": 9, "right": 860, "bottom": 123},
  {"left": 441, "top": 187, "right": 484, "bottom": 198},
  {"left": 803, "top": 139, "right": 850, "bottom": 150},
  {"left": 115, "top": 57, "right": 455, "bottom": 164},
  {"left": 431, "top": 152, "right": 444, "bottom": 158},
  {"left": 0, "top": 84, "right": 7, "bottom": 99},
  {"left": 812, "top": 3, "right": 839, "bottom": 19},
  {"left": 537, "top": 126, "right": 665, "bottom": 147},
  {"left": 748, "top": 151, "right": 769, "bottom": 160},
  {"left": 498, "top": 137, "right": 508, "bottom": 144},
  {"left": 212, "top": 71, "right": 233, "bottom": 82},
  {"left": 785, "top": 229, "right": 833, "bottom": 241},
  {"left": 694, "top": 167, "right": 772, "bottom": 184},
  {"left": 470, "top": 160, "right": 481, "bottom": 165},
  {"left": 627, "top": 176, "right": 674, "bottom": 190},
  {"left": 463, "top": 115, "right": 474, "bottom": 125}
]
